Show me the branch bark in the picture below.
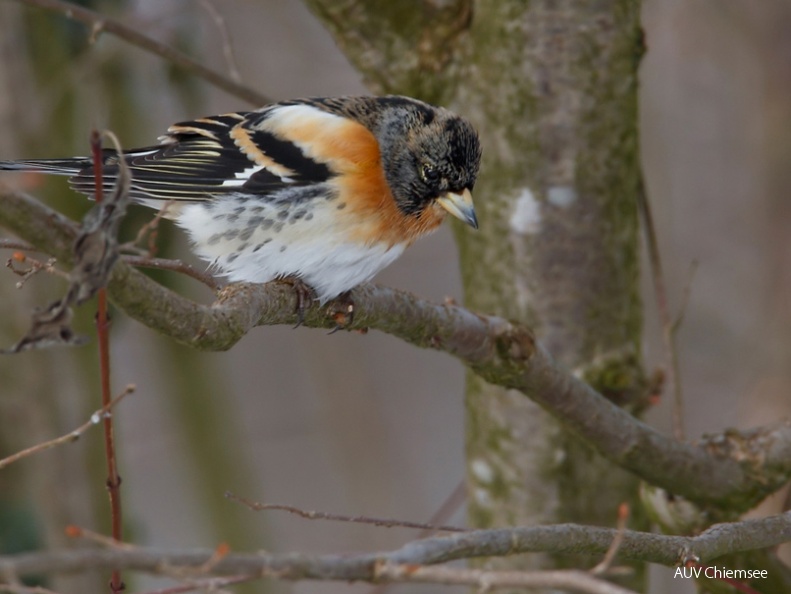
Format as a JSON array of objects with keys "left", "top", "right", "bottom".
[
  {"left": 1, "top": 513, "right": 789, "bottom": 581},
  {"left": 1, "top": 186, "right": 790, "bottom": 511}
]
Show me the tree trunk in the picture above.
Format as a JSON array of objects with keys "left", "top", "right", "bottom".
[
  {"left": 453, "top": 1, "right": 647, "bottom": 578},
  {"left": 306, "top": 1, "right": 647, "bottom": 586}
]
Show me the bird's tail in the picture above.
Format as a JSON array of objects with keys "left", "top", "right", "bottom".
[{"left": 0, "top": 157, "right": 92, "bottom": 176}]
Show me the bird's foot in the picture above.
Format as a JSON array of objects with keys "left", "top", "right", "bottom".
[
  {"left": 280, "top": 277, "right": 316, "bottom": 328},
  {"left": 326, "top": 291, "right": 357, "bottom": 334}
]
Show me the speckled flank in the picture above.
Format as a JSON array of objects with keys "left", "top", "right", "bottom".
[{"left": 174, "top": 187, "right": 410, "bottom": 301}]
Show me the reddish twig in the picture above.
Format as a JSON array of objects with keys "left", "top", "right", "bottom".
[
  {"left": 65, "top": 525, "right": 137, "bottom": 551},
  {"left": 5, "top": 252, "right": 66, "bottom": 287},
  {"left": 0, "top": 385, "right": 135, "bottom": 470},
  {"left": 90, "top": 130, "right": 124, "bottom": 594},
  {"left": 225, "top": 492, "right": 468, "bottom": 533},
  {"left": 591, "top": 502, "right": 630, "bottom": 576}
]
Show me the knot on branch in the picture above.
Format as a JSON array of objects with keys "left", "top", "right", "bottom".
[
  {"left": 701, "top": 424, "right": 791, "bottom": 486},
  {"left": 473, "top": 323, "right": 536, "bottom": 387}
]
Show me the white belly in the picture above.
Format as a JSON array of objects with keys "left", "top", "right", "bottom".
[{"left": 175, "top": 197, "right": 407, "bottom": 302}]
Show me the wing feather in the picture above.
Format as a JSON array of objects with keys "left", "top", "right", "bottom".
[{"left": 67, "top": 108, "right": 336, "bottom": 203}]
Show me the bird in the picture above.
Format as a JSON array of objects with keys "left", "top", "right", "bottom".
[{"left": 0, "top": 95, "right": 481, "bottom": 305}]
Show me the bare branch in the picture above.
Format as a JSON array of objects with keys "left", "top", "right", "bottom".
[
  {"left": 12, "top": 0, "right": 269, "bottom": 106},
  {"left": 198, "top": 0, "right": 242, "bottom": 84},
  {"left": 591, "top": 503, "right": 630, "bottom": 575},
  {"left": 136, "top": 575, "right": 253, "bottom": 594},
  {"left": 1, "top": 187, "right": 790, "bottom": 509},
  {"left": 366, "top": 480, "right": 467, "bottom": 594},
  {"left": 0, "top": 239, "right": 37, "bottom": 252},
  {"left": 1, "top": 513, "right": 789, "bottom": 582},
  {"left": 121, "top": 256, "right": 222, "bottom": 291},
  {"left": 637, "top": 179, "right": 686, "bottom": 439},
  {"left": 225, "top": 492, "right": 467, "bottom": 533},
  {"left": 0, "top": 384, "right": 135, "bottom": 470},
  {"left": 6, "top": 253, "right": 66, "bottom": 288},
  {"left": 372, "top": 564, "right": 638, "bottom": 594}
]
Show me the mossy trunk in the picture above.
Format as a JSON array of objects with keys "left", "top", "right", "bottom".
[
  {"left": 452, "top": 0, "right": 646, "bottom": 551},
  {"left": 313, "top": 0, "right": 648, "bottom": 587}
]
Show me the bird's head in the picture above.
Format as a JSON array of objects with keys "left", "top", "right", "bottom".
[{"left": 375, "top": 98, "right": 481, "bottom": 229}]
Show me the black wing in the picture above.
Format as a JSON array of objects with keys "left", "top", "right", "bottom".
[{"left": 65, "top": 111, "right": 333, "bottom": 203}]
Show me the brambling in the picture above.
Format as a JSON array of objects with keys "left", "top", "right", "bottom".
[{"left": 0, "top": 95, "right": 481, "bottom": 303}]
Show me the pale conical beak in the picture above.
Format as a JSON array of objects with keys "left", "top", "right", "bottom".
[{"left": 436, "top": 188, "right": 478, "bottom": 229}]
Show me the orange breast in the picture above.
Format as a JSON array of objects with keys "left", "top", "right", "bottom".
[{"left": 260, "top": 105, "right": 446, "bottom": 247}]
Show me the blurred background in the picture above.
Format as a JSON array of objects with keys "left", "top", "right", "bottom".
[{"left": 0, "top": 1, "right": 789, "bottom": 593}]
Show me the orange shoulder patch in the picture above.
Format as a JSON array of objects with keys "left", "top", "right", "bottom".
[{"left": 259, "top": 105, "right": 446, "bottom": 246}]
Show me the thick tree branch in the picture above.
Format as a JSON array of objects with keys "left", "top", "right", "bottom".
[
  {"left": 1, "top": 513, "right": 789, "bottom": 582},
  {"left": 1, "top": 187, "right": 790, "bottom": 510},
  {"left": 13, "top": 0, "right": 270, "bottom": 106},
  {"left": 303, "top": 0, "right": 472, "bottom": 100}
]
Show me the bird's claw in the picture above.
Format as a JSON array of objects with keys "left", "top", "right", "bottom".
[
  {"left": 280, "top": 277, "right": 315, "bottom": 328},
  {"left": 326, "top": 291, "right": 355, "bottom": 334}
]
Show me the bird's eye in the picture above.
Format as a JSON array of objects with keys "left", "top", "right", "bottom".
[{"left": 421, "top": 163, "right": 439, "bottom": 183}]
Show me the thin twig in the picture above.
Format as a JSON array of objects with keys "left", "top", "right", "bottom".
[
  {"left": 0, "top": 385, "right": 135, "bottom": 470},
  {"left": 225, "top": 492, "right": 468, "bottom": 533},
  {"left": 196, "top": 543, "right": 230, "bottom": 574},
  {"left": 421, "top": 480, "right": 467, "bottom": 536},
  {"left": 122, "top": 255, "right": 222, "bottom": 291},
  {"left": 198, "top": 0, "right": 242, "bottom": 83},
  {"left": 120, "top": 200, "right": 174, "bottom": 258},
  {"left": 591, "top": 502, "right": 629, "bottom": 575},
  {"left": 64, "top": 525, "right": 138, "bottom": 551},
  {"left": 6, "top": 253, "right": 67, "bottom": 287},
  {"left": 91, "top": 130, "right": 124, "bottom": 594},
  {"left": 13, "top": 0, "right": 269, "bottom": 106},
  {"left": 636, "top": 179, "right": 685, "bottom": 439},
  {"left": 374, "top": 563, "right": 638, "bottom": 594},
  {"left": 0, "top": 239, "right": 37, "bottom": 252},
  {"left": 135, "top": 575, "right": 253, "bottom": 594},
  {"left": 367, "top": 480, "right": 468, "bottom": 594},
  {"left": 672, "top": 260, "right": 699, "bottom": 332}
]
